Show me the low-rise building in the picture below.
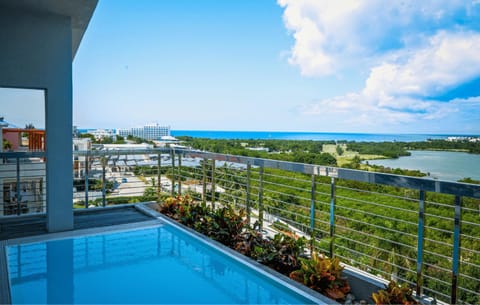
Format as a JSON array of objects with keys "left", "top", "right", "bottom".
[
  {"left": 0, "top": 118, "right": 46, "bottom": 215},
  {"left": 73, "top": 138, "right": 92, "bottom": 178},
  {"left": 90, "top": 129, "right": 116, "bottom": 141}
]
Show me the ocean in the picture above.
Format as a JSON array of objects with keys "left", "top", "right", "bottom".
[{"left": 170, "top": 130, "right": 470, "bottom": 142}]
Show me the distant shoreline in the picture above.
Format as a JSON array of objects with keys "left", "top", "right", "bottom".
[
  {"left": 170, "top": 130, "right": 479, "bottom": 142},
  {"left": 76, "top": 128, "right": 480, "bottom": 142}
]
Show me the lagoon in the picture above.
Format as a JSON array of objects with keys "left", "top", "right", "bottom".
[{"left": 366, "top": 150, "right": 480, "bottom": 181}]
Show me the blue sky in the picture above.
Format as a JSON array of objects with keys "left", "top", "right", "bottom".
[{"left": 2, "top": 0, "right": 480, "bottom": 134}]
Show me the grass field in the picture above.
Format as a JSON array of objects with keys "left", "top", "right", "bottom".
[{"left": 322, "top": 144, "right": 386, "bottom": 166}]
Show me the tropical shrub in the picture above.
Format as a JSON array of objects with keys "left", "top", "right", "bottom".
[
  {"left": 235, "top": 225, "right": 270, "bottom": 257},
  {"left": 371, "top": 281, "right": 419, "bottom": 305},
  {"left": 205, "top": 205, "right": 247, "bottom": 247},
  {"left": 263, "top": 233, "right": 307, "bottom": 274},
  {"left": 158, "top": 195, "right": 247, "bottom": 247},
  {"left": 290, "top": 253, "right": 350, "bottom": 301}
]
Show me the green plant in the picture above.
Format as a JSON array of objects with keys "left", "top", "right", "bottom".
[
  {"left": 289, "top": 253, "right": 350, "bottom": 301},
  {"left": 159, "top": 195, "right": 193, "bottom": 217},
  {"left": 3, "top": 139, "right": 12, "bottom": 150},
  {"left": 178, "top": 201, "right": 208, "bottom": 227},
  {"left": 158, "top": 196, "right": 247, "bottom": 248},
  {"left": 234, "top": 224, "right": 307, "bottom": 275},
  {"left": 372, "top": 281, "right": 419, "bottom": 305},
  {"left": 236, "top": 227, "right": 267, "bottom": 254},
  {"left": 207, "top": 205, "right": 247, "bottom": 247},
  {"left": 263, "top": 233, "right": 306, "bottom": 274}
]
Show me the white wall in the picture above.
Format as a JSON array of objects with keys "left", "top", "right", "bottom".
[{"left": 0, "top": 7, "right": 73, "bottom": 231}]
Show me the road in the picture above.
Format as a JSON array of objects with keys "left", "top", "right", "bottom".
[{"left": 108, "top": 171, "right": 147, "bottom": 197}]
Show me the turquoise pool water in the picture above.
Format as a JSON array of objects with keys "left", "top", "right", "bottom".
[{"left": 6, "top": 224, "right": 317, "bottom": 304}]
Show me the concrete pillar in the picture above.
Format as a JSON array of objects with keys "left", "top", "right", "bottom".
[{"left": 0, "top": 7, "right": 73, "bottom": 231}]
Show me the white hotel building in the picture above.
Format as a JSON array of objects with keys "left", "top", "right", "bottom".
[{"left": 118, "top": 123, "right": 170, "bottom": 140}]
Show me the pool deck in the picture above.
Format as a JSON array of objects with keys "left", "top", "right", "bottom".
[
  {"left": 0, "top": 204, "right": 335, "bottom": 305},
  {"left": 0, "top": 205, "right": 155, "bottom": 241}
]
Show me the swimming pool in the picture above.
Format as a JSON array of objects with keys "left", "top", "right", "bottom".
[{"left": 4, "top": 220, "right": 325, "bottom": 304}]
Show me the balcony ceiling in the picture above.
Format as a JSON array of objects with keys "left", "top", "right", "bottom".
[{"left": 0, "top": 0, "right": 98, "bottom": 59}]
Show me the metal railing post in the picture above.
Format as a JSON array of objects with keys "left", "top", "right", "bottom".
[
  {"left": 102, "top": 162, "right": 106, "bottom": 207},
  {"left": 310, "top": 174, "right": 316, "bottom": 249},
  {"left": 258, "top": 166, "right": 264, "bottom": 230},
  {"left": 451, "top": 195, "right": 461, "bottom": 305},
  {"left": 157, "top": 152, "right": 161, "bottom": 202},
  {"left": 329, "top": 177, "right": 336, "bottom": 258},
  {"left": 211, "top": 159, "right": 216, "bottom": 209},
  {"left": 84, "top": 152, "right": 89, "bottom": 208},
  {"left": 170, "top": 150, "right": 175, "bottom": 197},
  {"left": 416, "top": 190, "right": 426, "bottom": 296},
  {"left": 178, "top": 154, "right": 182, "bottom": 196},
  {"left": 246, "top": 162, "right": 251, "bottom": 225},
  {"left": 16, "top": 156, "right": 21, "bottom": 215},
  {"left": 202, "top": 158, "right": 207, "bottom": 208}
]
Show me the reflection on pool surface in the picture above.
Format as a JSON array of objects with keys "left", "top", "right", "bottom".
[{"left": 7, "top": 224, "right": 317, "bottom": 304}]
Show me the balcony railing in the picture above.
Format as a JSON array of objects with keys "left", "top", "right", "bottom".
[
  {"left": 0, "top": 151, "right": 46, "bottom": 216},
  {"left": 1, "top": 148, "right": 479, "bottom": 304}
]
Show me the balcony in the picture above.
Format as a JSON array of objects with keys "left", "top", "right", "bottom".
[{"left": 1, "top": 148, "right": 479, "bottom": 304}]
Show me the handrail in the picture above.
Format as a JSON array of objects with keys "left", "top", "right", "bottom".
[
  {"left": 71, "top": 148, "right": 480, "bottom": 199},
  {"left": 175, "top": 149, "right": 480, "bottom": 199}
]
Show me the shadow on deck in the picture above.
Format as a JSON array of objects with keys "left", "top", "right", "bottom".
[{"left": 0, "top": 205, "right": 155, "bottom": 240}]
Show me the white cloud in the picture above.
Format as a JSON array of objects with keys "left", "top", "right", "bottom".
[
  {"left": 298, "top": 31, "right": 480, "bottom": 131},
  {"left": 280, "top": 1, "right": 480, "bottom": 132},
  {"left": 364, "top": 31, "right": 480, "bottom": 100},
  {"left": 278, "top": 0, "right": 480, "bottom": 76},
  {"left": 298, "top": 94, "right": 480, "bottom": 133}
]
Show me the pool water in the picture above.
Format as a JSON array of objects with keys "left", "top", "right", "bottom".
[{"left": 7, "top": 224, "right": 317, "bottom": 304}]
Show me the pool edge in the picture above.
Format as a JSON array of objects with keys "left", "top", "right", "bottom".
[
  {"left": 4, "top": 219, "right": 163, "bottom": 246},
  {"left": 0, "top": 240, "right": 12, "bottom": 305},
  {"left": 141, "top": 204, "right": 337, "bottom": 305}
]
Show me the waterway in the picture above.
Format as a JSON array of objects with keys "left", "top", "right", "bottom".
[{"left": 366, "top": 150, "right": 480, "bottom": 181}]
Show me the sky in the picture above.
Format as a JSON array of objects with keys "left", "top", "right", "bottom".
[
  {"left": 0, "top": 88, "right": 45, "bottom": 129},
  {"left": 2, "top": 0, "right": 480, "bottom": 134}
]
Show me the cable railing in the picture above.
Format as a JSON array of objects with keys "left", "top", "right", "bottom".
[
  {"left": 0, "top": 151, "right": 46, "bottom": 217},
  {"left": 1, "top": 148, "right": 479, "bottom": 304}
]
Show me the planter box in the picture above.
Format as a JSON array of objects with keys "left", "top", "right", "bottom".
[
  {"left": 343, "top": 266, "right": 388, "bottom": 302},
  {"left": 343, "top": 265, "right": 441, "bottom": 305}
]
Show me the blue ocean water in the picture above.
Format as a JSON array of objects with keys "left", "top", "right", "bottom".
[{"left": 171, "top": 130, "right": 470, "bottom": 142}]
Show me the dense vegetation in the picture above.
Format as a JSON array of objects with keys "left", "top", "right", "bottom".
[
  {"left": 345, "top": 142, "right": 411, "bottom": 158},
  {"left": 79, "top": 133, "right": 154, "bottom": 145},
  {"left": 177, "top": 137, "right": 480, "bottom": 181},
  {"left": 347, "top": 139, "right": 480, "bottom": 156},
  {"left": 180, "top": 137, "right": 338, "bottom": 166},
  {"left": 180, "top": 137, "right": 480, "bottom": 157},
  {"left": 407, "top": 139, "right": 480, "bottom": 154}
]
